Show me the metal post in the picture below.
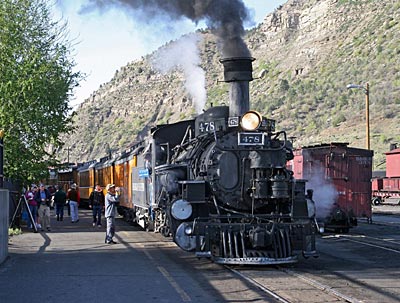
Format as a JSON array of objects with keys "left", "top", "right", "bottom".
[
  {"left": 0, "top": 129, "right": 4, "bottom": 188},
  {"left": 365, "top": 83, "right": 370, "bottom": 150},
  {"left": 346, "top": 83, "right": 370, "bottom": 150}
]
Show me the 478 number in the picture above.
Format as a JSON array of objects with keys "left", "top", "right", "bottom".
[{"left": 199, "top": 121, "right": 215, "bottom": 133}]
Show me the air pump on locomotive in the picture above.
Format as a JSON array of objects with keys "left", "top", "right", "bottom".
[{"left": 131, "top": 57, "right": 318, "bottom": 265}]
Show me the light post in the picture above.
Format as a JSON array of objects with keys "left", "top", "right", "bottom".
[
  {"left": 67, "top": 147, "right": 70, "bottom": 165},
  {"left": 0, "top": 129, "right": 4, "bottom": 188},
  {"left": 346, "top": 83, "right": 370, "bottom": 150},
  {"left": 106, "top": 143, "right": 112, "bottom": 158}
]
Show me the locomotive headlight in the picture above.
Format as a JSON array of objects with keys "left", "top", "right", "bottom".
[
  {"left": 171, "top": 199, "right": 192, "bottom": 220},
  {"left": 241, "top": 111, "right": 262, "bottom": 131}
]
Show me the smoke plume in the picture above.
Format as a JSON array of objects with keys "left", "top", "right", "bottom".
[
  {"left": 80, "top": 0, "right": 252, "bottom": 58},
  {"left": 151, "top": 34, "right": 206, "bottom": 113}
]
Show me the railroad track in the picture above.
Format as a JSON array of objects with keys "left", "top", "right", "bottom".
[
  {"left": 324, "top": 233, "right": 400, "bottom": 255},
  {"left": 226, "top": 265, "right": 363, "bottom": 303},
  {"left": 365, "top": 212, "right": 400, "bottom": 227},
  {"left": 120, "top": 222, "right": 400, "bottom": 302},
  {"left": 226, "top": 229, "right": 400, "bottom": 303}
]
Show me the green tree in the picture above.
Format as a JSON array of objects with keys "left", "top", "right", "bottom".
[{"left": 0, "top": 0, "right": 82, "bottom": 184}]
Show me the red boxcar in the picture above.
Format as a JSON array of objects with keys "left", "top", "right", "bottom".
[
  {"left": 385, "top": 148, "right": 400, "bottom": 177},
  {"left": 371, "top": 178, "right": 383, "bottom": 191},
  {"left": 372, "top": 147, "right": 400, "bottom": 204},
  {"left": 290, "top": 142, "right": 373, "bottom": 231}
]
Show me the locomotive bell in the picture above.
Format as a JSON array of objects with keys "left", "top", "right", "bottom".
[{"left": 220, "top": 57, "right": 255, "bottom": 117}]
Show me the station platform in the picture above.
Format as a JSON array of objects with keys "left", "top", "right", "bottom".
[{"left": 1, "top": 209, "right": 161, "bottom": 303}]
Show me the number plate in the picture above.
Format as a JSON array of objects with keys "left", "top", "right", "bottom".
[{"left": 238, "top": 133, "right": 264, "bottom": 145}]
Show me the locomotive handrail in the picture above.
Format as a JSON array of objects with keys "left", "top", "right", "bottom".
[
  {"left": 270, "top": 131, "right": 288, "bottom": 151},
  {"left": 154, "top": 163, "right": 187, "bottom": 171},
  {"left": 212, "top": 195, "right": 221, "bottom": 216},
  {"left": 171, "top": 125, "right": 194, "bottom": 157}
]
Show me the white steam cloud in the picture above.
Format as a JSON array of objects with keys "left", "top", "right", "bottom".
[
  {"left": 151, "top": 33, "right": 206, "bottom": 114},
  {"left": 306, "top": 166, "right": 338, "bottom": 220}
]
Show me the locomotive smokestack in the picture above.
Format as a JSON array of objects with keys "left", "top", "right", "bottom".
[{"left": 220, "top": 57, "right": 255, "bottom": 116}]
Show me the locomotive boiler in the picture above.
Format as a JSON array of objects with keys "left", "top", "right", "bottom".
[{"left": 131, "top": 57, "right": 318, "bottom": 265}]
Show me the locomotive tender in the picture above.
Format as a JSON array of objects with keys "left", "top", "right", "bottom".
[{"left": 62, "top": 57, "right": 318, "bottom": 265}]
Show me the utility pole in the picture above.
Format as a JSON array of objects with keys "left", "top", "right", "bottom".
[
  {"left": 365, "top": 83, "right": 370, "bottom": 150},
  {"left": 346, "top": 83, "right": 370, "bottom": 150}
]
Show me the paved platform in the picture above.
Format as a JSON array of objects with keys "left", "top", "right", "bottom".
[{"left": 1, "top": 209, "right": 173, "bottom": 303}]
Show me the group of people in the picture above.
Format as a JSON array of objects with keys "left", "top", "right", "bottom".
[
  {"left": 25, "top": 184, "right": 54, "bottom": 232},
  {"left": 24, "top": 183, "right": 121, "bottom": 244}
]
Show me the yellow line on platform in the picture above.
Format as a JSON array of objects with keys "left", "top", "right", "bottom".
[
  {"left": 157, "top": 266, "right": 192, "bottom": 302},
  {"left": 120, "top": 230, "right": 191, "bottom": 301}
]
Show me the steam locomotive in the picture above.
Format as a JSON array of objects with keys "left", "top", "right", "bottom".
[
  {"left": 129, "top": 57, "right": 318, "bottom": 265},
  {"left": 59, "top": 57, "right": 319, "bottom": 265}
]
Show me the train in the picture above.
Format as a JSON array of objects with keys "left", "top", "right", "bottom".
[
  {"left": 57, "top": 57, "right": 319, "bottom": 265},
  {"left": 290, "top": 143, "right": 373, "bottom": 232},
  {"left": 372, "top": 144, "right": 400, "bottom": 205}
]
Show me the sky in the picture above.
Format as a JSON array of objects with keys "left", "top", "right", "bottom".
[{"left": 54, "top": 0, "right": 287, "bottom": 108}]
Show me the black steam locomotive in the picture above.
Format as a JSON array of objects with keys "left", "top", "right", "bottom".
[{"left": 131, "top": 58, "right": 318, "bottom": 265}]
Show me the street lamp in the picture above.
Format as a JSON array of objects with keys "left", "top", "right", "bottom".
[{"left": 346, "top": 83, "right": 370, "bottom": 150}]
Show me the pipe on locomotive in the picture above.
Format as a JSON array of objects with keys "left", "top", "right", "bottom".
[{"left": 219, "top": 57, "right": 255, "bottom": 117}]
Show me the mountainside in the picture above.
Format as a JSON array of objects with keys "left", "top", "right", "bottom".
[{"left": 61, "top": 0, "right": 400, "bottom": 169}]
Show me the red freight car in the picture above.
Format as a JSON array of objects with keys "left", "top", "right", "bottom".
[
  {"left": 372, "top": 146, "right": 400, "bottom": 205},
  {"left": 289, "top": 143, "right": 374, "bottom": 232}
]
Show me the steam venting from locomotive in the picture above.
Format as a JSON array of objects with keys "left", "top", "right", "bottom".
[
  {"left": 151, "top": 34, "right": 206, "bottom": 114},
  {"left": 304, "top": 164, "right": 338, "bottom": 219}
]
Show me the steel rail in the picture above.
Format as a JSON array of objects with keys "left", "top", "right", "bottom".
[
  {"left": 226, "top": 266, "right": 292, "bottom": 303},
  {"left": 335, "top": 236, "right": 400, "bottom": 254},
  {"left": 279, "top": 267, "right": 363, "bottom": 303}
]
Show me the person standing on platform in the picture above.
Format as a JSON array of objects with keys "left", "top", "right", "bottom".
[
  {"left": 67, "top": 183, "right": 80, "bottom": 223},
  {"left": 65, "top": 185, "right": 71, "bottom": 217},
  {"left": 54, "top": 185, "right": 67, "bottom": 221},
  {"left": 25, "top": 185, "right": 38, "bottom": 232},
  {"left": 104, "top": 184, "right": 120, "bottom": 244},
  {"left": 34, "top": 184, "right": 51, "bottom": 231},
  {"left": 32, "top": 185, "right": 41, "bottom": 230},
  {"left": 89, "top": 184, "right": 105, "bottom": 227}
]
